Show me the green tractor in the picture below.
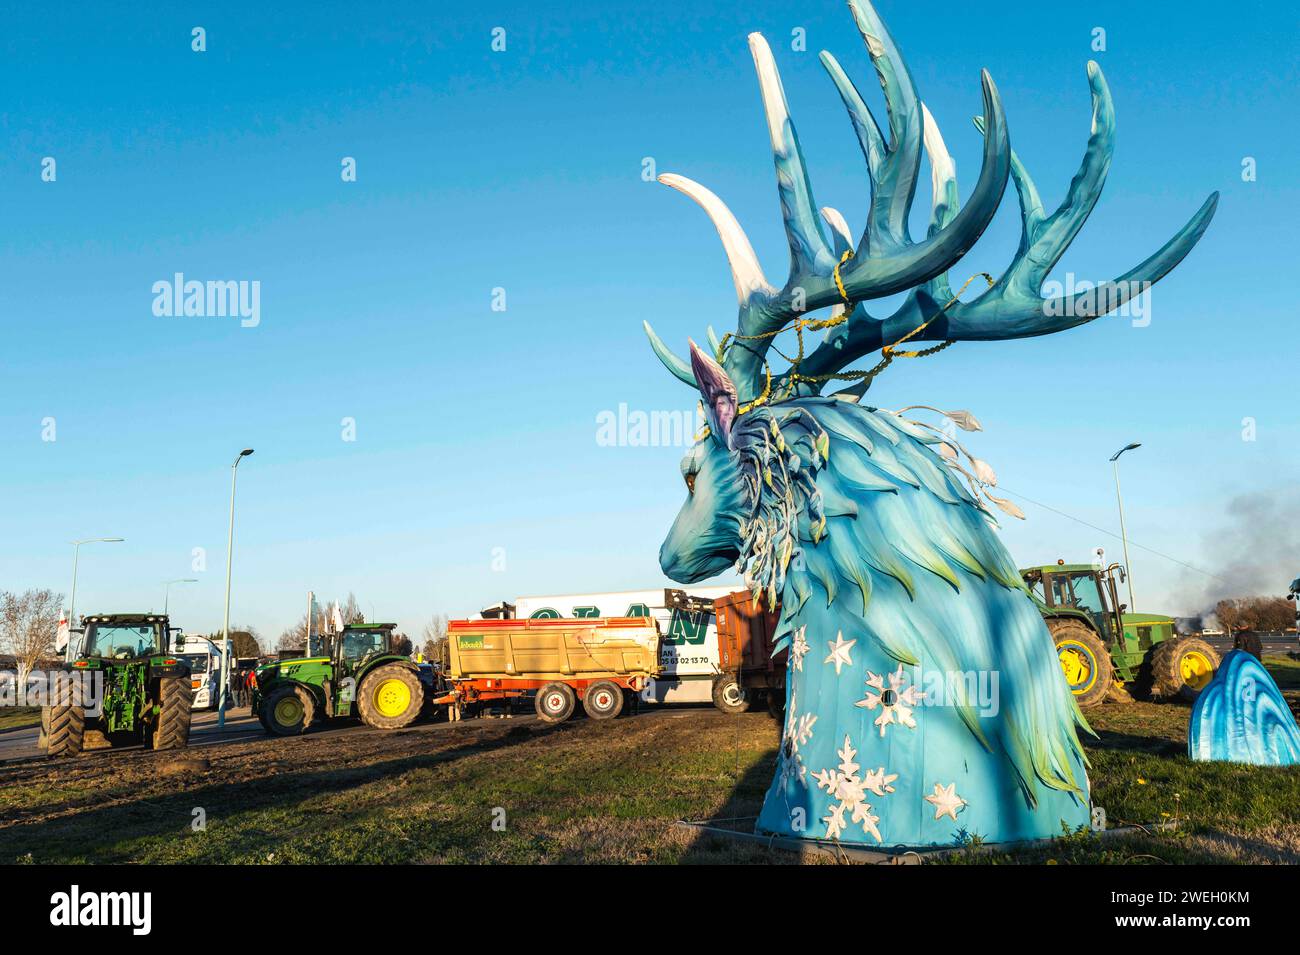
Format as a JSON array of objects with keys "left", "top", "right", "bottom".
[
  {"left": 1021, "top": 562, "right": 1220, "bottom": 708},
  {"left": 41, "top": 613, "right": 193, "bottom": 757},
  {"left": 251, "top": 622, "right": 425, "bottom": 735}
]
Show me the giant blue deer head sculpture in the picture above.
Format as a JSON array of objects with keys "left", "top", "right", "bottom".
[{"left": 647, "top": 0, "right": 1215, "bottom": 846}]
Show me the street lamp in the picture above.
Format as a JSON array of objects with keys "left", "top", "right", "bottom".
[
  {"left": 1109, "top": 443, "right": 1141, "bottom": 611},
  {"left": 68, "top": 537, "right": 125, "bottom": 656},
  {"left": 219, "top": 448, "right": 254, "bottom": 729},
  {"left": 163, "top": 578, "right": 198, "bottom": 615}
]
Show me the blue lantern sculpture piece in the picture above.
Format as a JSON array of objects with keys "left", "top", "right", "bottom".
[
  {"left": 645, "top": 0, "right": 1217, "bottom": 846},
  {"left": 1189, "top": 650, "right": 1300, "bottom": 767}
]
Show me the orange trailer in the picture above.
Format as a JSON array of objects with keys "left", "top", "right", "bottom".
[
  {"left": 436, "top": 617, "right": 661, "bottom": 723},
  {"left": 712, "top": 591, "right": 787, "bottom": 715}
]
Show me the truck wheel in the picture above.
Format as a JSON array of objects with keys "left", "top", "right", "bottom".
[
  {"left": 583, "top": 681, "right": 624, "bottom": 720},
  {"left": 1150, "top": 637, "right": 1220, "bottom": 702},
  {"left": 44, "top": 704, "right": 84, "bottom": 757},
  {"left": 1233, "top": 631, "right": 1264, "bottom": 661},
  {"left": 1047, "top": 618, "right": 1113, "bottom": 708},
  {"left": 262, "top": 685, "right": 315, "bottom": 736},
  {"left": 153, "top": 676, "right": 193, "bottom": 750},
  {"left": 357, "top": 665, "right": 425, "bottom": 730},
  {"left": 766, "top": 686, "right": 787, "bottom": 721},
  {"left": 535, "top": 683, "right": 575, "bottom": 723},
  {"left": 712, "top": 674, "right": 751, "bottom": 714}
]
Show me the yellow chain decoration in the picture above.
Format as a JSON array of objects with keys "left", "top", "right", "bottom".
[{"left": 710, "top": 268, "right": 996, "bottom": 417}]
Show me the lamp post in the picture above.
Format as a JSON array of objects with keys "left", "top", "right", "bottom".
[
  {"left": 219, "top": 449, "right": 254, "bottom": 729},
  {"left": 163, "top": 578, "right": 198, "bottom": 615},
  {"left": 1109, "top": 443, "right": 1141, "bottom": 611},
  {"left": 68, "top": 537, "right": 124, "bottom": 656}
]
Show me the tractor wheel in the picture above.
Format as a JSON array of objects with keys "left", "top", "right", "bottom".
[
  {"left": 712, "top": 674, "right": 751, "bottom": 714},
  {"left": 1150, "top": 637, "right": 1220, "bottom": 702},
  {"left": 1233, "top": 631, "right": 1264, "bottom": 661},
  {"left": 534, "top": 682, "right": 576, "bottom": 723},
  {"left": 583, "top": 681, "right": 624, "bottom": 720},
  {"left": 1047, "top": 618, "right": 1113, "bottom": 709},
  {"left": 153, "top": 676, "right": 193, "bottom": 750},
  {"left": 357, "top": 665, "right": 424, "bottom": 730},
  {"left": 262, "top": 685, "right": 316, "bottom": 736},
  {"left": 44, "top": 703, "right": 85, "bottom": 757}
]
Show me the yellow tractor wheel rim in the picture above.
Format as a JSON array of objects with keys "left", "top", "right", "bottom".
[
  {"left": 1056, "top": 642, "right": 1097, "bottom": 694},
  {"left": 1180, "top": 650, "right": 1214, "bottom": 690},
  {"left": 274, "top": 697, "right": 303, "bottom": 726},
  {"left": 373, "top": 678, "right": 411, "bottom": 718}
]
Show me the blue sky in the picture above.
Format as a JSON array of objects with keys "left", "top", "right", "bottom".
[{"left": 1, "top": 0, "right": 1296, "bottom": 643}]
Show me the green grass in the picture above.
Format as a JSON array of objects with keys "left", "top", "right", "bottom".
[{"left": 0, "top": 708, "right": 40, "bottom": 732}]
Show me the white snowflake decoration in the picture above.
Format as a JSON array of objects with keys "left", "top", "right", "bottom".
[
  {"left": 809, "top": 735, "right": 894, "bottom": 843},
  {"left": 778, "top": 689, "right": 818, "bottom": 787},
  {"left": 854, "top": 664, "right": 921, "bottom": 737},
  {"left": 789, "top": 626, "right": 810, "bottom": 672}
]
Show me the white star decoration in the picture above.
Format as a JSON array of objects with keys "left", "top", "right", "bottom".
[
  {"left": 854, "top": 665, "right": 921, "bottom": 737},
  {"left": 823, "top": 631, "right": 855, "bottom": 675},
  {"left": 778, "top": 689, "right": 817, "bottom": 787},
  {"left": 924, "top": 782, "right": 967, "bottom": 822},
  {"left": 789, "top": 626, "right": 810, "bottom": 672},
  {"left": 810, "top": 735, "right": 890, "bottom": 843}
]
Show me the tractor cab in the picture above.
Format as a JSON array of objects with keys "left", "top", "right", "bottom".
[
  {"left": 1023, "top": 563, "right": 1126, "bottom": 641},
  {"left": 79, "top": 613, "right": 174, "bottom": 663},
  {"left": 330, "top": 623, "right": 401, "bottom": 682}
]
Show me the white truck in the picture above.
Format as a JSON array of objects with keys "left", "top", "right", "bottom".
[
  {"left": 510, "top": 586, "right": 738, "bottom": 705},
  {"left": 169, "top": 634, "right": 227, "bottom": 710}
]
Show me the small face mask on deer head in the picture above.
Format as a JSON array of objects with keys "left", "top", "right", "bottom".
[{"left": 658, "top": 342, "right": 748, "bottom": 582}]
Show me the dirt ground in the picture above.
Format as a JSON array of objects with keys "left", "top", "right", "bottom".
[{"left": 4, "top": 667, "right": 1300, "bottom": 864}]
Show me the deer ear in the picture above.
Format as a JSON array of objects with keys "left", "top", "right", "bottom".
[{"left": 689, "top": 339, "right": 737, "bottom": 446}]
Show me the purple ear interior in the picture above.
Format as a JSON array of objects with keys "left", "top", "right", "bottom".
[{"left": 689, "top": 339, "right": 737, "bottom": 445}]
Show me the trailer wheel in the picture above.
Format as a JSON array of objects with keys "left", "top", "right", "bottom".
[
  {"left": 357, "top": 665, "right": 425, "bottom": 730},
  {"left": 766, "top": 686, "right": 787, "bottom": 721},
  {"left": 712, "top": 674, "right": 751, "bottom": 714},
  {"left": 583, "top": 681, "right": 624, "bottom": 720},
  {"left": 262, "top": 685, "right": 315, "bottom": 736},
  {"left": 535, "top": 683, "right": 576, "bottom": 723},
  {"left": 44, "top": 703, "right": 84, "bottom": 757},
  {"left": 153, "top": 676, "right": 193, "bottom": 750}
]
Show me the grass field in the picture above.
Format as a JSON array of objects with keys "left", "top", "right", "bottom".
[
  {"left": 0, "top": 708, "right": 40, "bottom": 733},
  {"left": 2, "top": 661, "right": 1299, "bottom": 864}
]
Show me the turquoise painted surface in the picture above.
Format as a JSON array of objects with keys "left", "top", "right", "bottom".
[
  {"left": 645, "top": 0, "right": 1215, "bottom": 847},
  {"left": 1189, "top": 650, "right": 1300, "bottom": 767}
]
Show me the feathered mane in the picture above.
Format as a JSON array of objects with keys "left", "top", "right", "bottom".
[{"left": 730, "top": 395, "right": 1092, "bottom": 803}]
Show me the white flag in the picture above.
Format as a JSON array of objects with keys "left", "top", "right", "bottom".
[
  {"left": 332, "top": 602, "right": 345, "bottom": 634},
  {"left": 55, "top": 614, "right": 70, "bottom": 653}
]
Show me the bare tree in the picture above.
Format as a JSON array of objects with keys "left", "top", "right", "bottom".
[
  {"left": 0, "top": 589, "right": 64, "bottom": 684},
  {"left": 421, "top": 612, "right": 449, "bottom": 665}
]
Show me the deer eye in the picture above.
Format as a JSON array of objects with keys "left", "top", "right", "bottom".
[{"left": 685, "top": 471, "right": 697, "bottom": 494}]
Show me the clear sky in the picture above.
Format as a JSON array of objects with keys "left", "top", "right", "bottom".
[{"left": 2, "top": 0, "right": 1296, "bottom": 644}]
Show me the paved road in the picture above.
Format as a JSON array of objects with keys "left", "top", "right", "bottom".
[
  {"left": 1203, "top": 633, "right": 1295, "bottom": 656},
  {"left": 0, "top": 705, "right": 539, "bottom": 765}
]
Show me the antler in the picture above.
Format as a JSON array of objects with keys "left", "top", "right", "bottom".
[
  {"left": 647, "top": 0, "right": 1218, "bottom": 402},
  {"left": 646, "top": 0, "right": 1010, "bottom": 402},
  {"left": 781, "top": 60, "right": 1219, "bottom": 391}
]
